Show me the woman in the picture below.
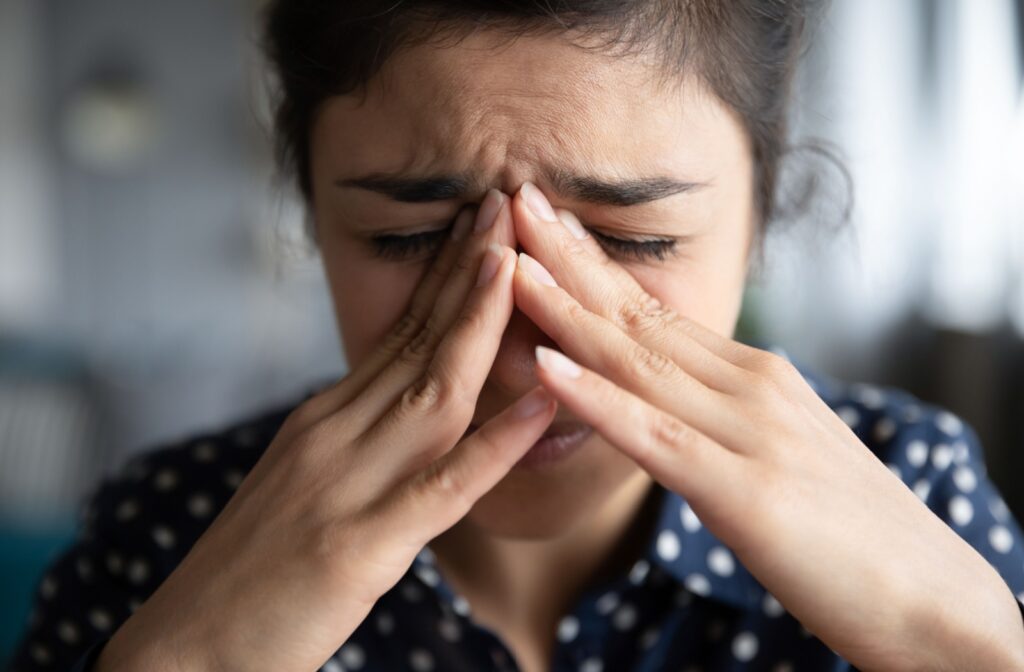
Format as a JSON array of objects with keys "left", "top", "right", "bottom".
[{"left": 9, "top": 1, "right": 1024, "bottom": 671}]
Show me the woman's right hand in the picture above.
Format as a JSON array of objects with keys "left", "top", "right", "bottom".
[{"left": 95, "top": 190, "right": 556, "bottom": 672}]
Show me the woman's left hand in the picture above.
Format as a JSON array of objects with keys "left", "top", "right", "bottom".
[{"left": 507, "top": 183, "right": 1024, "bottom": 672}]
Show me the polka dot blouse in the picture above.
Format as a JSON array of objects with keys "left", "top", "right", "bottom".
[{"left": 7, "top": 343, "right": 1024, "bottom": 672}]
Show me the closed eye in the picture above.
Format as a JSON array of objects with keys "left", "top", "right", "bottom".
[{"left": 368, "top": 222, "right": 680, "bottom": 263}]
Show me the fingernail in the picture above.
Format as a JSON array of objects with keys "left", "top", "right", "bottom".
[
  {"left": 512, "top": 387, "right": 552, "bottom": 419},
  {"left": 517, "top": 253, "right": 558, "bottom": 288},
  {"left": 451, "top": 208, "right": 475, "bottom": 241},
  {"left": 535, "top": 346, "right": 582, "bottom": 379},
  {"left": 521, "top": 182, "right": 558, "bottom": 222},
  {"left": 556, "top": 210, "right": 589, "bottom": 240},
  {"left": 476, "top": 244, "right": 504, "bottom": 287},
  {"left": 474, "top": 189, "right": 505, "bottom": 232}
]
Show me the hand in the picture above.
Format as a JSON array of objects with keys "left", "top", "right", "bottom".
[
  {"left": 96, "top": 191, "right": 558, "bottom": 672},
  {"left": 507, "top": 183, "right": 1024, "bottom": 672}
]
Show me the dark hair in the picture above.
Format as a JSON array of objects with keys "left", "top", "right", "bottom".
[{"left": 259, "top": 0, "right": 847, "bottom": 272}]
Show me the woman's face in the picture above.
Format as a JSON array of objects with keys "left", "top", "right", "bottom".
[{"left": 308, "top": 29, "right": 756, "bottom": 539}]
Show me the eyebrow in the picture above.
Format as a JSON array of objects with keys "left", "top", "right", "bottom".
[{"left": 334, "top": 168, "right": 704, "bottom": 206}]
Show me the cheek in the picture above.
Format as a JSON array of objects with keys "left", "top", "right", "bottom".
[
  {"left": 323, "top": 248, "right": 426, "bottom": 367},
  {"left": 624, "top": 251, "right": 748, "bottom": 339}
]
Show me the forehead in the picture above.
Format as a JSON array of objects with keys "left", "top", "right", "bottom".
[{"left": 311, "top": 28, "right": 745, "bottom": 192}]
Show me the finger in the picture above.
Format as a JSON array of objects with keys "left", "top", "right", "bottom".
[
  {"left": 375, "top": 386, "right": 557, "bottom": 547},
  {"left": 287, "top": 206, "right": 479, "bottom": 433},
  {"left": 511, "top": 183, "right": 745, "bottom": 394},
  {"left": 345, "top": 190, "right": 514, "bottom": 423},
  {"left": 360, "top": 242, "right": 518, "bottom": 466},
  {"left": 513, "top": 252, "right": 752, "bottom": 452},
  {"left": 531, "top": 345, "right": 744, "bottom": 510}
]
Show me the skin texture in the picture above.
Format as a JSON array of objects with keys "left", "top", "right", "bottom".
[
  {"left": 308, "top": 28, "right": 755, "bottom": 669},
  {"left": 308, "top": 25, "right": 1024, "bottom": 672}
]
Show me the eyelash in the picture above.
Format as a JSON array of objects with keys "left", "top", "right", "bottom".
[{"left": 369, "top": 223, "right": 679, "bottom": 262}]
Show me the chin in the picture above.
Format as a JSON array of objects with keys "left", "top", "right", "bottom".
[{"left": 459, "top": 439, "right": 644, "bottom": 540}]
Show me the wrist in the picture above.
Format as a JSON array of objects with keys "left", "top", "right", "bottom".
[{"left": 908, "top": 562, "right": 1024, "bottom": 672}]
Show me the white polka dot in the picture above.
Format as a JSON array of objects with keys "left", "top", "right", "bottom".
[
  {"left": 707, "top": 546, "right": 735, "bottom": 577},
  {"left": 409, "top": 648, "right": 434, "bottom": 672},
  {"left": 612, "top": 603, "right": 638, "bottom": 630},
  {"left": 836, "top": 406, "right": 860, "bottom": 428},
  {"left": 192, "top": 441, "right": 217, "bottom": 463},
  {"left": 762, "top": 592, "right": 785, "bottom": 617},
  {"left": 88, "top": 608, "right": 112, "bottom": 631},
  {"left": 873, "top": 417, "right": 897, "bottom": 443},
  {"left": 224, "top": 469, "right": 244, "bottom": 490},
  {"left": 339, "top": 642, "right": 365, "bottom": 669},
  {"left": 952, "top": 466, "right": 977, "bottom": 493},
  {"left": 684, "top": 573, "right": 711, "bottom": 596},
  {"left": 732, "top": 631, "right": 759, "bottom": 661},
  {"left": 438, "top": 616, "right": 461, "bottom": 642},
  {"left": 115, "top": 499, "right": 139, "bottom": 521},
  {"left": 29, "top": 643, "right": 51, "bottom": 664},
  {"left": 375, "top": 611, "right": 394, "bottom": 635},
  {"left": 187, "top": 493, "right": 214, "bottom": 518},
  {"left": 154, "top": 468, "right": 178, "bottom": 491},
  {"left": 595, "top": 591, "right": 620, "bottom": 615},
  {"left": 39, "top": 575, "right": 57, "bottom": 599},
  {"left": 949, "top": 495, "right": 974, "bottom": 526},
  {"left": 127, "top": 558, "right": 149, "bottom": 585},
  {"left": 913, "top": 479, "right": 931, "bottom": 502},
  {"left": 579, "top": 657, "right": 602, "bottom": 672},
  {"left": 990, "top": 525, "right": 1014, "bottom": 554},
  {"left": 628, "top": 559, "right": 650, "bottom": 584},
  {"left": 853, "top": 384, "right": 886, "bottom": 409},
  {"left": 952, "top": 440, "right": 970, "bottom": 464},
  {"left": 680, "top": 502, "right": 702, "bottom": 532},
  {"left": 152, "top": 526, "right": 176, "bottom": 549},
  {"left": 639, "top": 626, "right": 660, "bottom": 649},
  {"left": 452, "top": 594, "right": 471, "bottom": 616},
  {"left": 416, "top": 545, "right": 436, "bottom": 564},
  {"left": 936, "top": 411, "right": 963, "bottom": 436},
  {"left": 557, "top": 615, "right": 579, "bottom": 642},
  {"left": 57, "top": 620, "right": 80, "bottom": 644},
  {"left": 321, "top": 659, "right": 344, "bottom": 672},
  {"left": 906, "top": 440, "right": 929, "bottom": 467},
  {"left": 902, "top": 404, "right": 922, "bottom": 422},
  {"left": 931, "top": 444, "right": 954, "bottom": 471},
  {"left": 656, "top": 529, "right": 681, "bottom": 561},
  {"left": 415, "top": 564, "right": 440, "bottom": 587},
  {"left": 773, "top": 662, "right": 795, "bottom": 672},
  {"left": 886, "top": 463, "right": 902, "bottom": 480}
]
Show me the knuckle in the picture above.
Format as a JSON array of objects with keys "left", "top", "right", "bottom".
[
  {"left": 648, "top": 412, "right": 694, "bottom": 453},
  {"left": 400, "top": 370, "right": 467, "bottom": 419},
  {"left": 390, "top": 310, "right": 424, "bottom": 344},
  {"left": 402, "top": 316, "right": 442, "bottom": 362},
  {"left": 616, "top": 292, "right": 673, "bottom": 337},
  {"left": 625, "top": 344, "right": 677, "bottom": 380},
  {"left": 417, "top": 459, "right": 474, "bottom": 514},
  {"left": 748, "top": 351, "right": 799, "bottom": 386}
]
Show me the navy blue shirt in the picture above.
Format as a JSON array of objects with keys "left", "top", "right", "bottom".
[{"left": 7, "top": 344, "right": 1024, "bottom": 671}]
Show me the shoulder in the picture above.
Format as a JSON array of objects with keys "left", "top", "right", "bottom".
[{"left": 76, "top": 392, "right": 310, "bottom": 581}]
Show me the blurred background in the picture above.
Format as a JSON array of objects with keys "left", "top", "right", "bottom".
[{"left": 0, "top": 0, "right": 1022, "bottom": 659}]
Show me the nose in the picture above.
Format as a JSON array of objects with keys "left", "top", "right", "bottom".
[{"left": 486, "top": 305, "right": 560, "bottom": 401}]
